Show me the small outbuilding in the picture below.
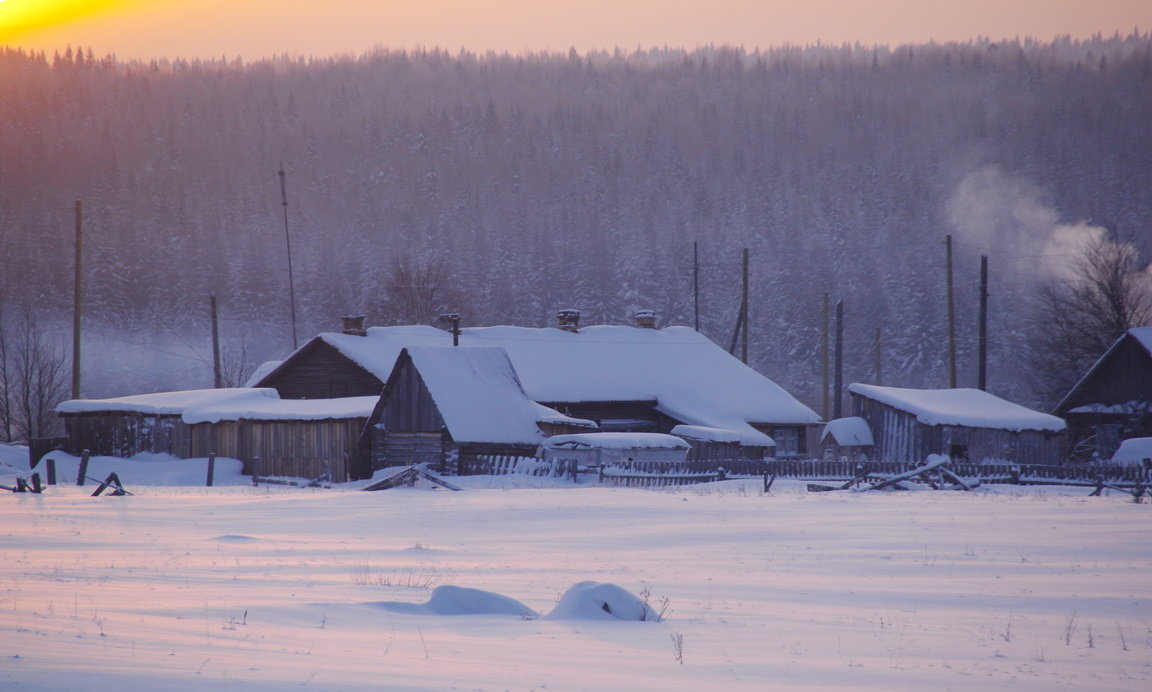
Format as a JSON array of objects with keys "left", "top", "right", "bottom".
[
  {"left": 849, "top": 384, "right": 1067, "bottom": 465},
  {"left": 670, "top": 424, "right": 772, "bottom": 461},
  {"left": 820, "top": 417, "right": 875, "bottom": 461},
  {"left": 1110, "top": 437, "right": 1152, "bottom": 469}
]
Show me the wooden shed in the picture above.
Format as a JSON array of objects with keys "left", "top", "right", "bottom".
[
  {"left": 820, "top": 417, "right": 875, "bottom": 461},
  {"left": 849, "top": 384, "right": 1067, "bottom": 465},
  {"left": 670, "top": 425, "right": 772, "bottom": 461},
  {"left": 1055, "top": 327, "right": 1152, "bottom": 461},
  {"left": 57, "top": 389, "right": 376, "bottom": 481},
  {"left": 363, "top": 347, "right": 594, "bottom": 473}
]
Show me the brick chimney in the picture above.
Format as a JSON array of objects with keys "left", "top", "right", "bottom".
[
  {"left": 634, "top": 309, "right": 657, "bottom": 329},
  {"left": 556, "top": 309, "right": 581, "bottom": 332},
  {"left": 341, "top": 314, "right": 367, "bottom": 336}
]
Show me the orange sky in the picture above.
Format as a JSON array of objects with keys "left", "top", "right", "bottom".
[{"left": 2, "top": 0, "right": 1150, "bottom": 60}]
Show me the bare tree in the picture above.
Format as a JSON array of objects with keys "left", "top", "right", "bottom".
[
  {"left": 1030, "top": 233, "right": 1152, "bottom": 405},
  {"left": 0, "top": 310, "right": 68, "bottom": 442},
  {"left": 379, "top": 255, "right": 467, "bottom": 326}
]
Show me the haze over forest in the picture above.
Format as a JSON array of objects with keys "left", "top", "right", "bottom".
[{"left": 1, "top": 35, "right": 1150, "bottom": 412}]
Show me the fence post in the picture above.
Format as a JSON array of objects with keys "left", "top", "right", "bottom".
[
  {"left": 46, "top": 458, "right": 57, "bottom": 485},
  {"left": 76, "top": 449, "right": 91, "bottom": 486},
  {"left": 206, "top": 453, "right": 216, "bottom": 487}
]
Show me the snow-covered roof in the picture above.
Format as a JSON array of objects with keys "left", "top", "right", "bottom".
[
  {"left": 532, "top": 402, "right": 597, "bottom": 429},
  {"left": 670, "top": 424, "right": 770, "bottom": 445},
  {"left": 267, "top": 324, "right": 816, "bottom": 446},
  {"left": 849, "top": 384, "right": 1066, "bottom": 432},
  {"left": 1130, "top": 327, "right": 1152, "bottom": 355},
  {"left": 821, "top": 417, "right": 875, "bottom": 446},
  {"left": 243, "top": 361, "right": 282, "bottom": 388},
  {"left": 57, "top": 388, "right": 375, "bottom": 423},
  {"left": 1111, "top": 437, "right": 1152, "bottom": 465},
  {"left": 541, "top": 432, "right": 691, "bottom": 451},
  {"left": 399, "top": 347, "right": 546, "bottom": 446}
]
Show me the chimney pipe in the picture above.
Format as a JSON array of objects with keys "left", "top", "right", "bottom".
[
  {"left": 439, "top": 312, "right": 462, "bottom": 346},
  {"left": 342, "top": 314, "right": 367, "bottom": 336},
  {"left": 634, "top": 309, "right": 657, "bottom": 329},
  {"left": 556, "top": 308, "right": 581, "bottom": 333}
]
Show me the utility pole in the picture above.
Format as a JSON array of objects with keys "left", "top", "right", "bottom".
[
  {"left": 945, "top": 234, "right": 957, "bottom": 388},
  {"left": 822, "top": 293, "right": 830, "bottom": 420},
  {"left": 978, "top": 254, "right": 989, "bottom": 391},
  {"left": 834, "top": 299, "right": 844, "bottom": 419},
  {"left": 874, "top": 327, "right": 883, "bottom": 385},
  {"left": 71, "top": 200, "right": 82, "bottom": 399},
  {"left": 741, "top": 247, "right": 749, "bottom": 364},
  {"left": 279, "top": 166, "right": 299, "bottom": 350},
  {"left": 210, "top": 294, "right": 222, "bottom": 388},
  {"left": 693, "top": 241, "right": 700, "bottom": 332}
]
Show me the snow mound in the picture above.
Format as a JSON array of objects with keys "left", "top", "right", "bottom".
[
  {"left": 375, "top": 585, "right": 537, "bottom": 618},
  {"left": 544, "top": 581, "right": 661, "bottom": 621}
]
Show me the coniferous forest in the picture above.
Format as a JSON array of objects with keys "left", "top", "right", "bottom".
[{"left": 1, "top": 36, "right": 1150, "bottom": 413}]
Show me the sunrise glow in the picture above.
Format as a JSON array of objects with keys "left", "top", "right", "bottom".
[{"left": 0, "top": 0, "right": 135, "bottom": 43}]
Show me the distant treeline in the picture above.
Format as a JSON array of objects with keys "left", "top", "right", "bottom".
[{"left": 1, "top": 37, "right": 1149, "bottom": 407}]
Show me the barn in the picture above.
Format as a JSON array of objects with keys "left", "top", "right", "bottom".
[
  {"left": 253, "top": 312, "right": 819, "bottom": 459},
  {"left": 362, "top": 346, "right": 594, "bottom": 473},
  {"left": 56, "top": 388, "right": 376, "bottom": 481},
  {"left": 1055, "top": 327, "right": 1152, "bottom": 461},
  {"left": 849, "top": 384, "right": 1067, "bottom": 465}
]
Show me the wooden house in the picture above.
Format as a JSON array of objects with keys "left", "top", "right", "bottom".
[
  {"left": 57, "top": 389, "right": 375, "bottom": 481},
  {"left": 1055, "top": 327, "right": 1152, "bottom": 461},
  {"left": 363, "top": 347, "right": 594, "bottom": 473},
  {"left": 849, "top": 384, "right": 1067, "bottom": 465},
  {"left": 253, "top": 313, "right": 820, "bottom": 459}
]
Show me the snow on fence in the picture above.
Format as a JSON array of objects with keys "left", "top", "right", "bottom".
[
  {"left": 763, "top": 459, "right": 1152, "bottom": 484},
  {"left": 458, "top": 454, "right": 571, "bottom": 477}
]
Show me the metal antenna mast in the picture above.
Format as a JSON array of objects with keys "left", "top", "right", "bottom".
[{"left": 279, "top": 166, "right": 299, "bottom": 350}]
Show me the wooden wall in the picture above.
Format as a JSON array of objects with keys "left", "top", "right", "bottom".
[
  {"left": 853, "top": 394, "right": 1066, "bottom": 464},
  {"left": 63, "top": 413, "right": 192, "bottom": 458},
  {"left": 64, "top": 412, "right": 370, "bottom": 481},
  {"left": 259, "top": 339, "right": 384, "bottom": 399},
  {"left": 1058, "top": 335, "right": 1152, "bottom": 413},
  {"left": 189, "top": 418, "right": 369, "bottom": 481}
]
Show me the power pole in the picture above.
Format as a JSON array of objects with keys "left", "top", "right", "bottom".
[
  {"left": 822, "top": 292, "right": 830, "bottom": 420},
  {"left": 834, "top": 299, "right": 844, "bottom": 419},
  {"left": 874, "top": 327, "right": 883, "bottom": 385},
  {"left": 945, "top": 234, "right": 957, "bottom": 388},
  {"left": 693, "top": 241, "right": 700, "bottom": 332},
  {"left": 741, "top": 247, "right": 749, "bottom": 364},
  {"left": 71, "top": 200, "right": 82, "bottom": 399},
  {"left": 978, "top": 254, "right": 989, "bottom": 391},
  {"left": 210, "top": 294, "right": 222, "bottom": 388},
  {"left": 279, "top": 166, "right": 299, "bottom": 350}
]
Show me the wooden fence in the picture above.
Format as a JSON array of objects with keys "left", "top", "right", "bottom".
[
  {"left": 448, "top": 454, "right": 1152, "bottom": 488},
  {"left": 763, "top": 459, "right": 1152, "bottom": 484}
]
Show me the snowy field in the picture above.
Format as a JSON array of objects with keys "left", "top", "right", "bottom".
[{"left": 1, "top": 447, "right": 1150, "bottom": 690}]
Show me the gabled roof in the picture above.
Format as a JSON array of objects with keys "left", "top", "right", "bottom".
[
  {"left": 849, "top": 384, "right": 1066, "bottom": 432},
  {"left": 385, "top": 347, "right": 546, "bottom": 446},
  {"left": 259, "top": 324, "right": 817, "bottom": 446},
  {"left": 1056, "top": 327, "right": 1152, "bottom": 414}
]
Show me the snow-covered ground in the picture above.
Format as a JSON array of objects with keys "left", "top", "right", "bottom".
[{"left": 1, "top": 445, "right": 1149, "bottom": 690}]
